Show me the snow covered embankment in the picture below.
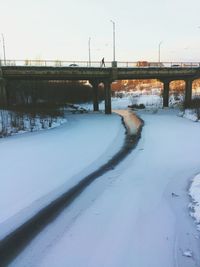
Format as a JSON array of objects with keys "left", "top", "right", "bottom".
[
  {"left": 0, "top": 109, "right": 68, "bottom": 137},
  {"left": 178, "top": 109, "right": 199, "bottom": 122},
  {"left": 0, "top": 113, "right": 125, "bottom": 240},
  {"left": 189, "top": 174, "right": 200, "bottom": 231}
]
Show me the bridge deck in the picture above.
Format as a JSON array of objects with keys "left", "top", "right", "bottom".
[{"left": 1, "top": 66, "right": 200, "bottom": 81}]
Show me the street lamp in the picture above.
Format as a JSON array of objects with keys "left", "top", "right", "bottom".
[
  {"left": 158, "top": 41, "right": 163, "bottom": 63},
  {"left": 1, "top": 34, "right": 6, "bottom": 65},
  {"left": 110, "top": 20, "right": 116, "bottom": 66},
  {"left": 88, "top": 37, "right": 91, "bottom": 67}
]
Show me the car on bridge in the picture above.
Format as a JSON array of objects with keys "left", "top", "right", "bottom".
[
  {"left": 171, "top": 64, "right": 181, "bottom": 67},
  {"left": 69, "top": 64, "right": 79, "bottom": 67},
  {"left": 136, "top": 61, "right": 149, "bottom": 67}
]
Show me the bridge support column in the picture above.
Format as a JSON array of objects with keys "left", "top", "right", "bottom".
[
  {"left": 0, "top": 78, "right": 8, "bottom": 107},
  {"left": 90, "top": 80, "right": 99, "bottom": 111},
  {"left": 162, "top": 80, "right": 170, "bottom": 107},
  {"left": 184, "top": 79, "right": 193, "bottom": 108},
  {"left": 104, "top": 80, "right": 112, "bottom": 114}
]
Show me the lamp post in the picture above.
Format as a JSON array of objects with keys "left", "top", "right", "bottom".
[
  {"left": 158, "top": 41, "right": 163, "bottom": 63},
  {"left": 88, "top": 37, "right": 91, "bottom": 67},
  {"left": 110, "top": 20, "right": 116, "bottom": 66},
  {"left": 1, "top": 34, "right": 6, "bottom": 65}
]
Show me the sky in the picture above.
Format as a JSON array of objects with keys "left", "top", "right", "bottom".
[{"left": 0, "top": 0, "right": 200, "bottom": 63}]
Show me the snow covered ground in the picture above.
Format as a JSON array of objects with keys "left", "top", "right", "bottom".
[
  {"left": 0, "top": 113, "right": 125, "bottom": 239},
  {"left": 82, "top": 95, "right": 163, "bottom": 110},
  {"left": 179, "top": 109, "right": 199, "bottom": 122},
  {"left": 2, "top": 93, "right": 200, "bottom": 266},
  {"left": 81, "top": 92, "right": 183, "bottom": 111},
  {"left": 10, "top": 108, "right": 200, "bottom": 267},
  {"left": 189, "top": 174, "right": 200, "bottom": 231},
  {"left": 0, "top": 109, "right": 68, "bottom": 137}
]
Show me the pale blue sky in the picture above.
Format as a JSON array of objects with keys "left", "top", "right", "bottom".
[{"left": 0, "top": 0, "right": 200, "bottom": 62}]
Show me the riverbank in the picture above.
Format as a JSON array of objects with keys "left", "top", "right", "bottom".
[{"left": 0, "top": 105, "right": 86, "bottom": 138}]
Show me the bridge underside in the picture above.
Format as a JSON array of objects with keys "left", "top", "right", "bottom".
[{"left": 1, "top": 66, "right": 200, "bottom": 113}]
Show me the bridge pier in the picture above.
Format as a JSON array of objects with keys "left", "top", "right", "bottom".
[
  {"left": 104, "top": 80, "right": 112, "bottom": 114},
  {"left": 162, "top": 80, "right": 170, "bottom": 107},
  {"left": 90, "top": 80, "right": 99, "bottom": 111},
  {"left": 184, "top": 79, "right": 193, "bottom": 108}
]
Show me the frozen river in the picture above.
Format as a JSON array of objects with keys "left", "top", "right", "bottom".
[{"left": 10, "top": 109, "right": 200, "bottom": 267}]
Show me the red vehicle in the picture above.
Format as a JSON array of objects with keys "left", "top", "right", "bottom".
[
  {"left": 136, "top": 61, "right": 149, "bottom": 67},
  {"left": 136, "top": 61, "right": 164, "bottom": 67}
]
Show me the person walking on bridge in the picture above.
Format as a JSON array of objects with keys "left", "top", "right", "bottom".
[{"left": 101, "top": 57, "right": 105, "bottom": 67}]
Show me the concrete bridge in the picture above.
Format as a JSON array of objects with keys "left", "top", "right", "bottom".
[{"left": 1, "top": 60, "right": 200, "bottom": 113}]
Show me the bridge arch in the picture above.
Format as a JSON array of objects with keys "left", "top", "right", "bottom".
[
  {"left": 160, "top": 78, "right": 195, "bottom": 108},
  {"left": 168, "top": 80, "right": 185, "bottom": 106},
  {"left": 169, "top": 80, "right": 185, "bottom": 94}
]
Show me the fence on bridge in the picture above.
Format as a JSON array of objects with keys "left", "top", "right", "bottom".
[{"left": 0, "top": 60, "right": 200, "bottom": 68}]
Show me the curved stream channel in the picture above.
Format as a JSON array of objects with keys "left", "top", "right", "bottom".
[{"left": 0, "top": 109, "right": 142, "bottom": 266}]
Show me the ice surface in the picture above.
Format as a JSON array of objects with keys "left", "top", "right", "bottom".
[
  {"left": 0, "top": 113, "right": 125, "bottom": 239},
  {"left": 10, "top": 108, "right": 200, "bottom": 267}
]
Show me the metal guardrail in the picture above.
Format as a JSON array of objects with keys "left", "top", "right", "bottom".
[
  {"left": 0, "top": 60, "right": 110, "bottom": 68},
  {"left": 0, "top": 60, "right": 200, "bottom": 68}
]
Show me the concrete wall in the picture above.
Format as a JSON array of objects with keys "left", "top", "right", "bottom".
[{"left": 0, "top": 79, "right": 7, "bottom": 107}]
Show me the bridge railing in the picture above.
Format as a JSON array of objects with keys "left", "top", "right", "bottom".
[
  {"left": 0, "top": 60, "right": 200, "bottom": 68},
  {"left": 116, "top": 61, "right": 200, "bottom": 68},
  {"left": 0, "top": 60, "right": 113, "bottom": 68}
]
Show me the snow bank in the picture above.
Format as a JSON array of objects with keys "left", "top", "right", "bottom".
[
  {"left": 81, "top": 97, "right": 132, "bottom": 110},
  {"left": 0, "top": 113, "right": 125, "bottom": 239},
  {"left": 136, "top": 94, "right": 162, "bottom": 108},
  {"left": 0, "top": 109, "right": 68, "bottom": 137},
  {"left": 181, "top": 109, "right": 198, "bottom": 122},
  {"left": 81, "top": 93, "right": 183, "bottom": 111},
  {"left": 189, "top": 173, "right": 200, "bottom": 228}
]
